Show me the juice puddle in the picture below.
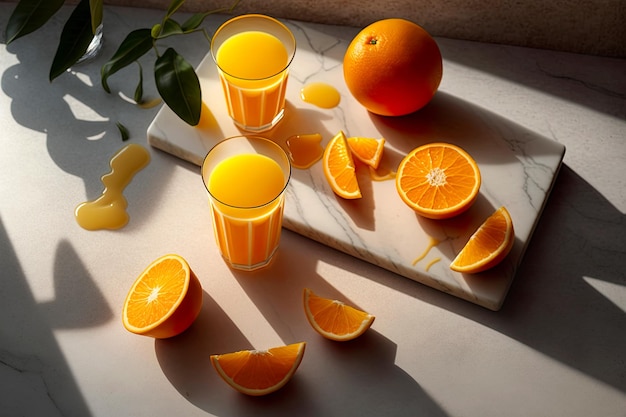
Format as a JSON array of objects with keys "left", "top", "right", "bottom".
[
  {"left": 75, "top": 144, "right": 150, "bottom": 230},
  {"left": 300, "top": 82, "right": 340, "bottom": 109},
  {"left": 285, "top": 134, "right": 324, "bottom": 169}
]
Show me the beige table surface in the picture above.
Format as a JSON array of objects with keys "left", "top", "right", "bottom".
[{"left": 1, "top": 4, "right": 625, "bottom": 417}]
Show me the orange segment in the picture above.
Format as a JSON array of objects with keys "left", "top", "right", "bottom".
[
  {"left": 450, "top": 206, "right": 515, "bottom": 273},
  {"left": 122, "top": 254, "right": 203, "bottom": 338},
  {"left": 211, "top": 342, "right": 306, "bottom": 396},
  {"left": 323, "top": 130, "right": 362, "bottom": 199},
  {"left": 395, "top": 142, "right": 481, "bottom": 219},
  {"left": 347, "top": 136, "right": 386, "bottom": 169},
  {"left": 303, "top": 288, "right": 375, "bottom": 341}
]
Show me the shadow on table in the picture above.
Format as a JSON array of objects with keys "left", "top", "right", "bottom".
[
  {"left": 155, "top": 273, "right": 446, "bottom": 416},
  {"left": 227, "top": 249, "right": 448, "bottom": 417},
  {"left": 0, "top": 7, "right": 203, "bottom": 233},
  {"left": 0, "top": 217, "right": 113, "bottom": 415},
  {"left": 436, "top": 37, "right": 626, "bottom": 120}
]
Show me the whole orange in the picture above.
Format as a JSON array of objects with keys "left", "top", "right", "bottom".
[{"left": 343, "top": 18, "right": 443, "bottom": 116}]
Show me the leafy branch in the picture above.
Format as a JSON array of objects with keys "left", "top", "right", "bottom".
[{"left": 5, "top": 0, "right": 241, "bottom": 127}]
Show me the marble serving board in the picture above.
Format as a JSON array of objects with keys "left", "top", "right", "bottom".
[{"left": 147, "top": 20, "right": 565, "bottom": 311}]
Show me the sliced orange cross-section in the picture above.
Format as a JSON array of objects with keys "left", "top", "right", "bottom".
[
  {"left": 323, "top": 130, "right": 362, "bottom": 199},
  {"left": 122, "top": 254, "right": 203, "bottom": 338},
  {"left": 450, "top": 206, "right": 515, "bottom": 273},
  {"left": 396, "top": 142, "right": 481, "bottom": 219},
  {"left": 347, "top": 136, "right": 386, "bottom": 169},
  {"left": 303, "top": 288, "right": 375, "bottom": 341},
  {"left": 210, "top": 342, "right": 306, "bottom": 396}
]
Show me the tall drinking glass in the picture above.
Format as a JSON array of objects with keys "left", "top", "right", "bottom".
[
  {"left": 211, "top": 14, "right": 296, "bottom": 132},
  {"left": 202, "top": 136, "right": 291, "bottom": 271}
]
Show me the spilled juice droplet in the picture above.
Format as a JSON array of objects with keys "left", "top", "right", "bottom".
[
  {"left": 300, "top": 82, "right": 341, "bottom": 109},
  {"left": 75, "top": 144, "right": 151, "bottom": 231},
  {"left": 285, "top": 133, "right": 324, "bottom": 169}
]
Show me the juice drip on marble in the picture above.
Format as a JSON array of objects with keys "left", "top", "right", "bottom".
[
  {"left": 412, "top": 236, "right": 440, "bottom": 270},
  {"left": 425, "top": 257, "right": 441, "bottom": 271},
  {"left": 75, "top": 144, "right": 150, "bottom": 230},
  {"left": 300, "top": 82, "right": 341, "bottom": 109},
  {"left": 285, "top": 133, "right": 324, "bottom": 169}
]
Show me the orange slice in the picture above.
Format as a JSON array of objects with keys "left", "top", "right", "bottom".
[
  {"left": 210, "top": 342, "right": 306, "bottom": 396},
  {"left": 323, "top": 130, "right": 362, "bottom": 199},
  {"left": 303, "top": 288, "right": 375, "bottom": 341},
  {"left": 122, "top": 254, "right": 203, "bottom": 339},
  {"left": 395, "top": 142, "right": 481, "bottom": 219},
  {"left": 347, "top": 136, "right": 386, "bottom": 169},
  {"left": 450, "top": 206, "right": 515, "bottom": 273}
]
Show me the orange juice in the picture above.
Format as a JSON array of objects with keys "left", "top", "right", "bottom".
[
  {"left": 202, "top": 136, "right": 291, "bottom": 271},
  {"left": 216, "top": 31, "right": 288, "bottom": 83},
  {"left": 212, "top": 15, "right": 296, "bottom": 132}
]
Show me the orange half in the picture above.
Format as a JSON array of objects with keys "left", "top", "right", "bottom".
[
  {"left": 347, "top": 136, "right": 386, "bottom": 169},
  {"left": 211, "top": 342, "right": 306, "bottom": 396},
  {"left": 122, "top": 254, "right": 203, "bottom": 338},
  {"left": 450, "top": 206, "right": 515, "bottom": 273},
  {"left": 323, "top": 130, "right": 362, "bottom": 199},
  {"left": 303, "top": 288, "right": 375, "bottom": 341},
  {"left": 396, "top": 142, "right": 481, "bottom": 219}
]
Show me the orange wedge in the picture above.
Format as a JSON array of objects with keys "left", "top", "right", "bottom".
[
  {"left": 210, "top": 342, "right": 306, "bottom": 396},
  {"left": 323, "top": 130, "right": 362, "bottom": 199},
  {"left": 450, "top": 206, "right": 515, "bottom": 273},
  {"left": 303, "top": 288, "right": 375, "bottom": 341},
  {"left": 122, "top": 254, "right": 203, "bottom": 338},
  {"left": 396, "top": 142, "right": 481, "bottom": 219},
  {"left": 347, "top": 136, "right": 386, "bottom": 169}
]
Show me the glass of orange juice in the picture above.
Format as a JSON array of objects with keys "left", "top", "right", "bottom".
[
  {"left": 201, "top": 136, "right": 291, "bottom": 271},
  {"left": 210, "top": 14, "right": 296, "bottom": 132}
]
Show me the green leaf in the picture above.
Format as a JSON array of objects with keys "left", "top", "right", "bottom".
[
  {"left": 165, "top": 0, "right": 186, "bottom": 19},
  {"left": 154, "top": 48, "right": 201, "bottom": 126},
  {"left": 180, "top": 0, "right": 241, "bottom": 34},
  {"left": 101, "top": 28, "right": 153, "bottom": 93},
  {"left": 49, "top": 0, "right": 95, "bottom": 81},
  {"left": 89, "top": 0, "right": 103, "bottom": 34},
  {"left": 134, "top": 62, "right": 144, "bottom": 103},
  {"left": 181, "top": 13, "right": 206, "bottom": 32},
  {"left": 116, "top": 122, "right": 130, "bottom": 141},
  {"left": 5, "top": 0, "right": 66, "bottom": 44},
  {"left": 157, "top": 18, "right": 183, "bottom": 38},
  {"left": 180, "top": 0, "right": 241, "bottom": 32}
]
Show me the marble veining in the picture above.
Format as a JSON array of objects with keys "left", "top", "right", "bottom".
[
  {"left": 147, "top": 20, "right": 565, "bottom": 310},
  {"left": 0, "top": 350, "right": 61, "bottom": 415}
]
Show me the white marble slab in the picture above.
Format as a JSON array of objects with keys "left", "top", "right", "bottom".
[{"left": 147, "top": 20, "right": 565, "bottom": 310}]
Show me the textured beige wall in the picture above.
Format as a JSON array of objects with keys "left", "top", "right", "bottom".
[
  {"left": 103, "top": 0, "right": 625, "bottom": 57},
  {"left": 7, "top": 0, "right": 625, "bottom": 56}
]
